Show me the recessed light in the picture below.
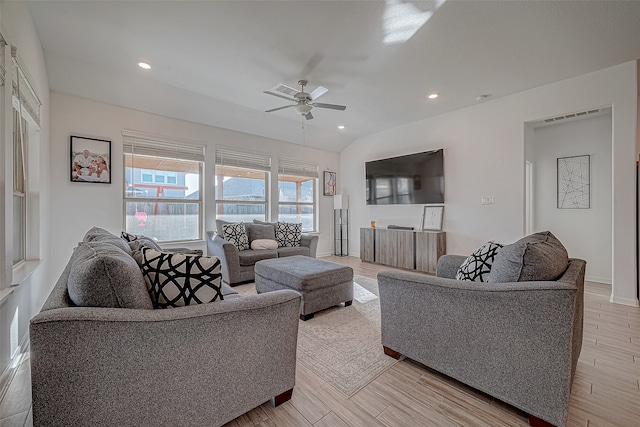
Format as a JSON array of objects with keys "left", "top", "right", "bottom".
[
  {"left": 428, "top": 93, "right": 439, "bottom": 99},
  {"left": 338, "top": 125, "right": 345, "bottom": 130},
  {"left": 138, "top": 61, "right": 151, "bottom": 70}
]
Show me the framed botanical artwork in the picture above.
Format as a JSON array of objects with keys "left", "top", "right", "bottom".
[
  {"left": 323, "top": 171, "right": 336, "bottom": 196},
  {"left": 421, "top": 206, "right": 444, "bottom": 231},
  {"left": 70, "top": 135, "right": 111, "bottom": 184},
  {"left": 557, "top": 155, "right": 590, "bottom": 209}
]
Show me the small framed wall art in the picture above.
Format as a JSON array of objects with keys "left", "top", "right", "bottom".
[
  {"left": 70, "top": 135, "right": 111, "bottom": 184},
  {"left": 557, "top": 155, "right": 590, "bottom": 209},
  {"left": 323, "top": 171, "right": 336, "bottom": 196},
  {"left": 421, "top": 206, "right": 444, "bottom": 231}
]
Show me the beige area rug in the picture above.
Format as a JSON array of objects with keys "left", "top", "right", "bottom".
[{"left": 235, "top": 275, "right": 399, "bottom": 397}]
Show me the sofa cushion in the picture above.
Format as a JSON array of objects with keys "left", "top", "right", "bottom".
[
  {"left": 67, "top": 241, "right": 153, "bottom": 309},
  {"left": 222, "top": 223, "right": 250, "bottom": 251},
  {"left": 245, "top": 223, "right": 276, "bottom": 242},
  {"left": 238, "top": 249, "right": 278, "bottom": 266},
  {"left": 277, "top": 246, "right": 310, "bottom": 257},
  {"left": 251, "top": 239, "right": 279, "bottom": 250},
  {"left": 455, "top": 241, "right": 503, "bottom": 282},
  {"left": 276, "top": 222, "right": 302, "bottom": 247},
  {"left": 488, "top": 231, "right": 569, "bottom": 283},
  {"left": 140, "top": 248, "right": 224, "bottom": 308}
]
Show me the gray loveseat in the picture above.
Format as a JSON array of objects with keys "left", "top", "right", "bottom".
[
  {"left": 207, "top": 220, "right": 319, "bottom": 285},
  {"left": 378, "top": 233, "right": 585, "bottom": 427},
  {"left": 30, "top": 227, "right": 301, "bottom": 427}
]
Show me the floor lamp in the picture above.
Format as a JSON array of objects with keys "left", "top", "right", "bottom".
[{"left": 334, "top": 195, "right": 349, "bottom": 256}]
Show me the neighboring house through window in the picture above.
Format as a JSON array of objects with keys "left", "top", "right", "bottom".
[
  {"left": 123, "top": 131, "right": 205, "bottom": 242},
  {"left": 214, "top": 148, "right": 271, "bottom": 223},
  {"left": 277, "top": 158, "right": 318, "bottom": 232}
]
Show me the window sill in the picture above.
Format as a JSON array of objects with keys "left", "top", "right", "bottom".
[
  {"left": 12, "top": 259, "right": 44, "bottom": 286},
  {"left": 0, "top": 288, "right": 14, "bottom": 305}
]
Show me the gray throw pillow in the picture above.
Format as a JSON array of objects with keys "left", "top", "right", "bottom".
[
  {"left": 83, "top": 227, "right": 132, "bottom": 253},
  {"left": 245, "top": 223, "right": 276, "bottom": 243},
  {"left": 488, "top": 231, "right": 569, "bottom": 283},
  {"left": 67, "top": 242, "right": 153, "bottom": 309}
]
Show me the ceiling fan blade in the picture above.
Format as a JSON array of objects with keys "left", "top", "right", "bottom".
[
  {"left": 271, "top": 83, "right": 300, "bottom": 97},
  {"left": 265, "top": 105, "right": 295, "bottom": 113},
  {"left": 263, "top": 91, "right": 296, "bottom": 102},
  {"left": 304, "top": 111, "right": 314, "bottom": 120},
  {"left": 309, "top": 86, "right": 328, "bottom": 100},
  {"left": 313, "top": 102, "right": 346, "bottom": 111}
]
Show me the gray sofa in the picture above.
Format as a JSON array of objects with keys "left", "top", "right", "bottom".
[
  {"left": 207, "top": 220, "right": 319, "bottom": 285},
  {"left": 379, "top": 244, "right": 585, "bottom": 427},
  {"left": 30, "top": 227, "right": 301, "bottom": 427}
]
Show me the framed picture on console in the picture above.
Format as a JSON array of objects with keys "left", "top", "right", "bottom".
[
  {"left": 70, "top": 135, "right": 111, "bottom": 184},
  {"left": 421, "top": 206, "right": 444, "bottom": 231}
]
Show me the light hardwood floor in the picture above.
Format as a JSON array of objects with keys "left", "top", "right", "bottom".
[{"left": 1, "top": 256, "right": 638, "bottom": 427}]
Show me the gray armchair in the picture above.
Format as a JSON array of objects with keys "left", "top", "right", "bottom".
[
  {"left": 207, "top": 229, "right": 318, "bottom": 286},
  {"left": 378, "top": 254, "right": 585, "bottom": 427}
]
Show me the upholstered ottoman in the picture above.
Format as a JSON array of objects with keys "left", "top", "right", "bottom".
[{"left": 255, "top": 255, "right": 354, "bottom": 320}]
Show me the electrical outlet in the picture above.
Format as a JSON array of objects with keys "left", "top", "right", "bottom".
[{"left": 481, "top": 196, "right": 495, "bottom": 205}]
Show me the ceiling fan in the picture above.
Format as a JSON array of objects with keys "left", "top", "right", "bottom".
[{"left": 263, "top": 79, "right": 346, "bottom": 120}]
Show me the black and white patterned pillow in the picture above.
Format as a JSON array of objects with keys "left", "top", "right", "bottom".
[
  {"left": 455, "top": 241, "right": 504, "bottom": 282},
  {"left": 121, "top": 231, "right": 138, "bottom": 242},
  {"left": 222, "top": 223, "right": 250, "bottom": 251},
  {"left": 140, "top": 248, "right": 224, "bottom": 308},
  {"left": 275, "top": 222, "right": 302, "bottom": 247},
  {"left": 122, "top": 231, "right": 162, "bottom": 252}
]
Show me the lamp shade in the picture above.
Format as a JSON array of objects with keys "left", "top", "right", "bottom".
[{"left": 334, "top": 194, "right": 349, "bottom": 209}]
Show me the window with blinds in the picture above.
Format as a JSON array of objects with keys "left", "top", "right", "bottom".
[
  {"left": 122, "top": 130, "right": 205, "bottom": 242},
  {"left": 277, "top": 158, "right": 318, "bottom": 232},
  {"left": 214, "top": 147, "right": 271, "bottom": 223}
]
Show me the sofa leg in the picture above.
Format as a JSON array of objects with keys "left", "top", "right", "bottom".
[
  {"left": 300, "top": 313, "right": 314, "bottom": 321},
  {"left": 344, "top": 300, "right": 353, "bottom": 307},
  {"left": 383, "top": 346, "right": 401, "bottom": 359},
  {"left": 271, "top": 388, "right": 293, "bottom": 407},
  {"left": 528, "top": 415, "right": 556, "bottom": 427}
]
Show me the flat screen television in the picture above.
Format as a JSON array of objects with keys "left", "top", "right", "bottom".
[{"left": 366, "top": 149, "right": 444, "bottom": 205}]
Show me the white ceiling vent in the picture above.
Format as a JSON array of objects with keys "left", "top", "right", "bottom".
[{"left": 543, "top": 109, "right": 601, "bottom": 123}]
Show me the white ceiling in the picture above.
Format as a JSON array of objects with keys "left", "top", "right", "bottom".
[{"left": 25, "top": 0, "right": 640, "bottom": 153}]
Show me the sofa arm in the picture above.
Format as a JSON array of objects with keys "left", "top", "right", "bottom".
[
  {"left": 207, "top": 231, "right": 241, "bottom": 284},
  {"left": 300, "top": 234, "right": 318, "bottom": 258},
  {"left": 436, "top": 254, "right": 467, "bottom": 278},
  {"left": 377, "top": 268, "right": 582, "bottom": 427},
  {"left": 30, "top": 290, "right": 301, "bottom": 426}
]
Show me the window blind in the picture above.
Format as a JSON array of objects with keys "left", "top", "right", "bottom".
[
  {"left": 215, "top": 147, "right": 271, "bottom": 172},
  {"left": 278, "top": 157, "right": 319, "bottom": 179},
  {"left": 11, "top": 52, "right": 41, "bottom": 127},
  {"left": 122, "top": 130, "right": 205, "bottom": 162}
]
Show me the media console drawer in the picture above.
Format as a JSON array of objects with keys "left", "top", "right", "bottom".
[{"left": 359, "top": 228, "right": 446, "bottom": 274}]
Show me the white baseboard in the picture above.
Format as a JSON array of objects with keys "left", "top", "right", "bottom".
[
  {"left": 585, "top": 275, "right": 612, "bottom": 285},
  {"left": 609, "top": 295, "right": 640, "bottom": 307}
]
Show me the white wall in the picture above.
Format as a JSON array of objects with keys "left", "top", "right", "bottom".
[
  {"left": 530, "top": 113, "right": 612, "bottom": 284},
  {"left": 48, "top": 93, "right": 340, "bottom": 280},
  {"left": 341, "top": 61, "right": 638, "bottom": 306},
  {"left": 0, "top": 1, "right": 50, "bottom": 388}
]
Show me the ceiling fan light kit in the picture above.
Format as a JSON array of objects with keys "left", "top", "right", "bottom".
[{"left": 264, "top": 79, "right": 346, "bottom": 120}]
